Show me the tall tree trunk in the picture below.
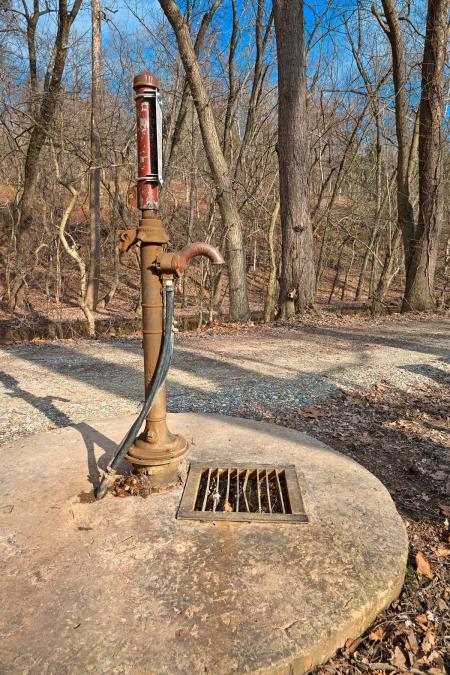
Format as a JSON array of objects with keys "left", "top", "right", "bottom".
[
  {"left": 315, "top": 220, "right": 330, "bottom": 288},
  {"left": 373, "top": 0, "right": 416, "bottom": 294},
  {"left": 264, "top": 200, "right": 280, "bottom": 323},
  {"left": 158, "top": 0, "right": 250, "bottom": 321},
  {"left": 369, "top": 236, "right": 380, "bottom": 299},
  {"left": 233, "top": 1, "right": 273, "bottom": 179},
  {"left": 355, "top": 146, "right": 384, "bottom": 302},
  {"left": 341, "top": 238, "right": 356, "bottom": 301},
  {"left": 85, "top": 0, "right": 102, "bottom": 311},
  {"left": 273, "top": 0, "right": 315, "bottom": 317},
  {"left": 372, "top": 226, "right": 402, "bottom": 313},
  {"left": 402, "top": 0, "right": 448, "bottom": 311},
  {"left": 328, "top": 238, "right": 347, "bottom": 304},
  {"left": 162, "top": 0, "right": 221, "bottom": 188},
  {"left": 7, "top": 0, "right": 82, "bottom": 309}
]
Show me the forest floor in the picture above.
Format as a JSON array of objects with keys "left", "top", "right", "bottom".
[{"left": 0, "top": 312, "right": 449, "bottom": 674}]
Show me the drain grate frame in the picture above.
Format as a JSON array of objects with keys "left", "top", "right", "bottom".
[{"left": 177, "top": 462, "right": 308, "bottom": 523}]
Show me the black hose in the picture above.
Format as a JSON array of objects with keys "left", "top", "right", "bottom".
[{"left": 95, "top": 280, "right": 175, "bottom": 500}]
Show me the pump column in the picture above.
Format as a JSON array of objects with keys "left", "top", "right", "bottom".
[{"left": 125, "top": 71, "right": 188, "bottom": 489}]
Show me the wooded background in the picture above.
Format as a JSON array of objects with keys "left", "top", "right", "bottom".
[{"left": 0, "top": 0, "right": 448, "bottom": 334}]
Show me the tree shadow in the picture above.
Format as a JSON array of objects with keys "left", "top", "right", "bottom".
[
  {"left": 0, "top": 372, "right": 122, "bottom": 490},
  {"left": 399, "top": 363, "right": 450, "bottom": 385},
  {"left": 296, "top": 324, "right": 450, "bottom": 362},
  {"left": 2, "top": 334, "right": 447, "bottom": 518},
  {"left": 1, "top": 342, "right": 143, "bottom": 402}
]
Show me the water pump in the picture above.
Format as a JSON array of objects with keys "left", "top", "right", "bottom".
[{"left": 96, "top": 71, "right": 224, "bottom": 499}]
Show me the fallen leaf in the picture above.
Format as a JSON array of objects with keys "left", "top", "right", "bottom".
[
  {"left": 437, "top": 598, "right": 448, "bottom": 611},
  {"left": 300, "top": 406, "right": 324, "bottom": 418},
  {"left": 415, "top": 613, "right": 427, "bottom": 624},
  {"left": 405, "top": 628, "right": 418, "bottom": 655},
  {"left": 344, "top": 637, "right": 362, "bottom": 654},
  {"left": 374, "top": 383, "right": 386, "bottom": 393},
  {"left": 436, "top": 547, "right": 450, "bottom": 557},
  {"left": 416, "top": 551, "right": 433, "bottom": 578},
  {"left": 392, "top": 645, "right": 407, "bottom": 669},
  {"left": 438, "top": 503, "right": 450, "bottom": 517},
  {"left": 368, "top": 626, "right": 385, "bottom": 641},
  {"left": 422, "top": 627, "right": 436, "bottom": 654}
]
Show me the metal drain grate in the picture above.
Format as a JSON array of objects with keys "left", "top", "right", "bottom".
[{"left": 177, "top": 463, "right": 308, "bottom": 523}]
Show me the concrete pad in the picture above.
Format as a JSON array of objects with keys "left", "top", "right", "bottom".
[{"left": 0, "top": 413, "right": 407, "bottom": 674}]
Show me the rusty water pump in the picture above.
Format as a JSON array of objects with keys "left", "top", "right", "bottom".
[{"left": 95, "top": 71, "right": 224, "bottom": 499}]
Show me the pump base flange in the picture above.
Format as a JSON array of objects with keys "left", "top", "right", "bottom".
[
  {"left": 125, "top": 431, "right": 189, "bottom": 491},
  {"left": 132, "top": 457, "right": 189, "bottom": 493}
]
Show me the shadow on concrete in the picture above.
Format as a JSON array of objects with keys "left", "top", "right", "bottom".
[
  {"left": 0, "top": 372, "right": 119, "bottom": 490},
  {"left": 1, "top": 334, "right": 448, "bottom": 524}
]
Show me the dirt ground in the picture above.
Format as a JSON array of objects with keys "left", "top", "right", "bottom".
[{"left": 0, "top": 311, "right": 449, "bottom": 673}]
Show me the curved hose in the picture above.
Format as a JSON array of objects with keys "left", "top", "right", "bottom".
[{"left": 95, "top": 280, "right": 175, "bottom": 500}]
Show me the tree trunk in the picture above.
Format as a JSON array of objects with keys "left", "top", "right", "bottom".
[
  {"left": 372, "top": 226, "right": 402, "bottom": 314},
  {"left": 316, "top": 219, "right": 330, "bottom": 288},
  {"left": 273, "top": 0, "right": 315, "bottom": 317},
  {"left": 341, "top": 239, "right": 356, "bottom": 301},
  {"left": 162, "top": 0, "right": 221, "bottom": 187},
  {"left": 58, "top": 182, "right": 96, "bottom": 337},
  {"left": 85, "top": 0, "right": 102, "bottom": 311},
  {"left": 369, "top": 237, "right": 380, "bottom": 299},
  {"left": 355, "top": 96, "right": 383, "bottom": 301},
  {"left": 328, "top": 238, "right": 347, "bottom": 304},
  {"left": 402, "top": 0, "right": 448, "bottom": 311},
  {"left": 378, "top": 0, "right": 416, "bottom": 271},
  {"left": 158, "top": 0, "right": 250, "bottom": 321},
  {"left": 264, "top": 200, "right": 280, "bottom": 322}
]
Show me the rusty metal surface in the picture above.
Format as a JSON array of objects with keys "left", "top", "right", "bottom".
[
  {"left": 126, "top": 240, "right": 188, "bottom": 472},
  {"left": 117, "top": 228, "right": 137, "bottom": 253},
  {"left": 133, "top": 70, "right": 160, "bottom": 89},
  {"left": 177, "top": 462, "right": 309, "bottom": 523},
  {"left": 124, "top": 70, "right": 189, "bottom": 480},
  {"left": 121, "top": 71, "right": 224, "bottom": 487},
  {"left": 157, "top": 242, "right": 225, "bottom": 277},
  {"left": 133, "top": 71, "right": 160, "bottom": 210}
]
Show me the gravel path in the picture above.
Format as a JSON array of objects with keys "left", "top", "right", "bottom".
[{"left": 0, "top": 316, "right": 448, "bottom": 445}]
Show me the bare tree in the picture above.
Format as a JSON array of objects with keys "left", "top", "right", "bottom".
[
  {"left": 264, "top": 199, "right": 279, "bottom": 322},
  {"left": 403, "top": 0, "right": 449, "bottom": 310},
  {"left": 162, "top": 0, "right": 221, "bottom": 185},
  {"left": 85, "top": 0, "right": 102, "bottom": 311},
  {"left": 6, "top": 0, "right": 83, "bottom": 309},
  {"left": 273, "top": 0, "right": 315, "bottom": 316},
  {"left": 373, "top": 1, "right": 415, "bottom": 267},
  {"left": 158, "top": 0, "right": 250, "bottom": 321}
]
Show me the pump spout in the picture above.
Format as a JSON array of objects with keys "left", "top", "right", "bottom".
[
  {"left": 157, "top": 242, "right": 225, "bottom": 277},
  {"left": 179, "top": 242, "right": 224, "bottom": 268}
]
